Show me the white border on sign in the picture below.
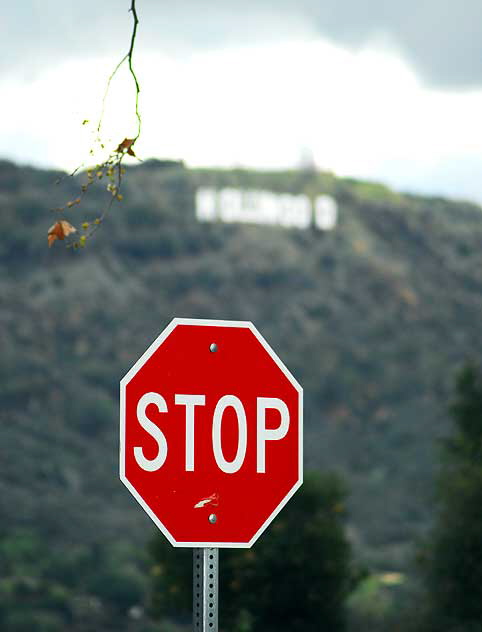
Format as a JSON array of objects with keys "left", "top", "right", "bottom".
[{"left": 119, "top": 317, "right": 303, "bottom": 548}]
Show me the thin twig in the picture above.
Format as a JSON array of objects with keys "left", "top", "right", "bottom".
[
  {"left": 128, "top": 0, "right": 141, "bottom": 140},
  {"left": 97, "top": 54, "right": 129, "bottom": 136},
  {"left": 98, "top": 0, "right": 141, "bottom": 139}
]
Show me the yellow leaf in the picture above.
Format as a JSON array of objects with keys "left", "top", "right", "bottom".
[{"left": 66, "top": 197, "right": 81, "bottom": 208}]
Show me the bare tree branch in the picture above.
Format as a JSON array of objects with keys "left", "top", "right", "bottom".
[
  {"left": 128, "top": 0, "right": 141, "bottom": 140},
  {"left": 98, "top": 0, "right": 141, "bottom": 141},
  {"left": 50, "top": 0, "right": 142, "bottom": 249}
]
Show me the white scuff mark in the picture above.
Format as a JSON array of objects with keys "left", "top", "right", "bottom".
[
  {"left": 194, "top": 492, "right": 219, "bottom": 509},
  {"left": 194, "top": 498, "right": 212, "bottom": 508}
]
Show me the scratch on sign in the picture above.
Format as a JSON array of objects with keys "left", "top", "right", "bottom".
[{"left": 194, "top": 492, "right": 219, "bottom": 509}]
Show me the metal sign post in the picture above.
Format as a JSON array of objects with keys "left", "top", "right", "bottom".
[{"left": 193, "top": 548, "right": 219, "bottom": 631}]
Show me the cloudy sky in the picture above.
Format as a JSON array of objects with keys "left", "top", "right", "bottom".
[{"left": 2, "top": 1, "right": 482, "bottom": 202}]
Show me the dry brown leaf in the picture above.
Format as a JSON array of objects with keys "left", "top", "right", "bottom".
[
  {"left": 48, "top": 220, "right": 77, "bottom": 247},
  {"left": 115, "top": 138, "right": 136, "bottom": 157}
]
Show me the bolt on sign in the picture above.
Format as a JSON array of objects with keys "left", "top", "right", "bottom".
[{"left": 120, "top": 318, "right": 303, "bottom": 629}]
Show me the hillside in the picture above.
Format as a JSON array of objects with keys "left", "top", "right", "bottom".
[{"left": 1, "top": 157, "right": 482, "bottom": 627}]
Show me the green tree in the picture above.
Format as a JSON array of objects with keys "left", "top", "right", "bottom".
[
  {"left": 149, "top": 471, "right": 355, "bottom": 632},
  {"left": 420, "top": 363, "right": 482, "bottom": 631}
]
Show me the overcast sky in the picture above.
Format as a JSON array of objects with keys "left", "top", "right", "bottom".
[{"left": 2, "top": 1, "right": 482, "bottom": 202}]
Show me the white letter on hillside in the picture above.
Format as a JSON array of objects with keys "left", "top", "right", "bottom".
[{"left": 196, "top": 188, "right": 218, "bottom": 222}]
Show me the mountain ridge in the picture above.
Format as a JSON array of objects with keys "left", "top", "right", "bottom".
[{"left": 2, "top": 157, "right": 482, "bottom": 576}]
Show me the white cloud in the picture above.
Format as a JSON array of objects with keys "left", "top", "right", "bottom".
[
  {"left": 1, "top": 38, "right": 482, "bottom": 203},
  {"left": 5, "top": 1, "right": 482, "bottom": 89}
]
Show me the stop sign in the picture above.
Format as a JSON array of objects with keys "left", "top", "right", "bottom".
[{"left": 120, "top": 318, "right": 302, "bottom": 547}]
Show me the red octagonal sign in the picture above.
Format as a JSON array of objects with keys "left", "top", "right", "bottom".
[{"left": 120, "top": 318, "right": 303, "bottom": 547}]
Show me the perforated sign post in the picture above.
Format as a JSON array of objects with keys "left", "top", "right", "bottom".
[{"left": 120, "top": 318, "right": 303, "bottom": 631}]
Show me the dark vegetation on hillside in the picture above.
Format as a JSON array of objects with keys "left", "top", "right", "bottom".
[
  {"left": 418, "top": 364, "right": 482, "bottom": 632},
  {"left": 1, "top": 158, "right": 481, "bottom": 630}
]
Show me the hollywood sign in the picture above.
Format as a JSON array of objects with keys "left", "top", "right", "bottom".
[{"left": 196, "top": 187, "right": 338, "bottom": 231}]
